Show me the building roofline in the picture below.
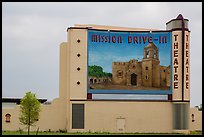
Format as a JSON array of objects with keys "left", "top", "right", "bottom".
[
  {"left": 67, "top": 24, "right": 162, "bottom": 32},
  {"left": 2, "top": 98, "right": 47, "bottom": 104}
]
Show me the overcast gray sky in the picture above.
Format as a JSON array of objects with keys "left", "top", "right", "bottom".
[{"left": 2, "top": 2, "right": 202, "bottom": 107}]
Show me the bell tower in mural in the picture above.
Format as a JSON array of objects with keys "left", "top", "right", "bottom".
[{"left": 142, "top": 42, "right": 160, "bottom": 87}]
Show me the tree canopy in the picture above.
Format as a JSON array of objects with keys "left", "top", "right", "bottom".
[
  {"left": 19, "top": 91, "right": 41, "bottom": 135},
  {"left": 88, "top": 65, "right": 112, "bottom": 78}
]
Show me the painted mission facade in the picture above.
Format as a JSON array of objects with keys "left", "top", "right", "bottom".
[{"left": 112, "top": 42, "right": 170, "bottom": 88}]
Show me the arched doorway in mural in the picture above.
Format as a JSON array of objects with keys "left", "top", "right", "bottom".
[
  {"left": 90, "top": 78, "right": 93, "bottom": 84},
  {"left": 131, "top": 73, "right": 137, "bottom": 86}
]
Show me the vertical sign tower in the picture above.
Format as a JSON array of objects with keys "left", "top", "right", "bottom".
[{"left": 166, "top": 14, "right": 190, "bottom": 132}]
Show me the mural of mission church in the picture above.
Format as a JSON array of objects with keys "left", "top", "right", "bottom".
[
  {"left": 88, "top": 31, "right": 171, "bottom": 90},
  {"left": 112, "top": 42, "right": 170, "bottom": 89},
  {"left": 88, "top": 42, "right": 170, "bottom": 90}
]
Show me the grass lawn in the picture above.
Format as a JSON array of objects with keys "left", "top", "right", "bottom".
[{"left": 2, "top": 130, "right": 202, "bottom": 135}]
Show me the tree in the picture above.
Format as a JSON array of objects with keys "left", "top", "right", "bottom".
[
  {"left": 88, "top": 65, "right": 112, "bottom": 78},
  {"left": 19, "top": 91, "right": 41, "bottom": 135}
]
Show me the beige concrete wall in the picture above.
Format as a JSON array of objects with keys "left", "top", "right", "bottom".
[
  {"left": 2, "top": 105, "right": 23, "bottom": 131},
  {"left": 189, "top": 108, "right": 202, "bottom": 131},
  {"left": 68, "top": 28, "right": 87, "bottom": 100},
  {"left": 69, "top": 101, "right": 173, "bottom": 133},
  {"left": 59, "top": 42, "right": 68, "bottom": 99},
  {"left": 2, "top": 98, "right": 67, "bottom": 132},
  {"left": 3, "top": 100, "right": 202, "bottom": 133}
]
